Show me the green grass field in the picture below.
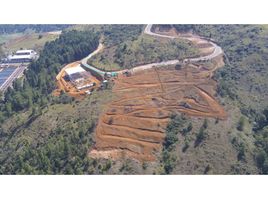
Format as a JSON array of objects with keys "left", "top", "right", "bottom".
[
  {"left": 0, "top": 33, "right": 24, "bottom": 44},
  {"left": 2, "top": 33, "right": 59, "bottom": 53}
]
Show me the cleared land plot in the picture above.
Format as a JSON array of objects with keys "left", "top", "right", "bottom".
[{"left": 89, "top": 64, "right": 227, "bottom": 161}]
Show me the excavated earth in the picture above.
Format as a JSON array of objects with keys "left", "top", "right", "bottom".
[{"left": 89, "top": 61, "right": 227, "bottom": 161}]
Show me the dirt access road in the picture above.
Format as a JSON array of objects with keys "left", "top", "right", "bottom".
[
  {"left": 88, "top": 25, "right": 227, "bottom": 162},
  {"left": 144, "top": 24, "right": 223, "bottom": 62}
]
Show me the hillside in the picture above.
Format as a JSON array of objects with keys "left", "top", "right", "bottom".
[
  {"left": 0, "top": 25, "right": 268, "bottom": 174},
  {"left": 0, "top": 25, "right": 72, "bottom": 58},
  {"left": 169, "top": 24, "right": 268, "bottom": 174},
  {"left": 1, "top": 33, "right": 60, "bottom": 53},
  {"left": 89, "top": 33, "right": 199, "bottom": 70}
]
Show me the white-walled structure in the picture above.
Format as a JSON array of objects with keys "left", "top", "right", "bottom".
[{"left": 8, "top": 50, "right": 37, "bottom": 63}]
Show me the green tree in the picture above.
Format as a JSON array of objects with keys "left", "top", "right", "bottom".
[
  {"left": 195, "top": 126, "right": 207, "bottom": 147},
  {"left": 237, "top": 116, "right": 246, "bottom": 131},
  {"left": 203, "top": 119, "right": 208, "bottom": 129}
]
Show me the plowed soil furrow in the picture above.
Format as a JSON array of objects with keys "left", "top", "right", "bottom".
[
  {"left": 105, "top": 112, "right": 170, "bottom": 119},
  {"left": 96, "top": 134, "right": 161, "bottom": 149},
  {"left": 106, "top": 107, "right": 171, "bottom": 118},
  {"left": 100, "top": 123, "right": 164, "bottom": 142},
  {"left": 102, "top": 115, "right": 168, "bottom": 133}
]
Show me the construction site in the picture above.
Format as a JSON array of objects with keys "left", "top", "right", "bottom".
[
  {"left": 53, "top": 61, "right": 101, "bottom": 98},
  {"left": 89, "top": 56, "right": 227, "bottom": 161},
  {"left": 51, "top": 24, "right": 228, "bottom": 162}
]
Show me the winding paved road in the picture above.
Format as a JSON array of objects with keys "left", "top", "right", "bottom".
[
  {"left": 81, "top": 24, "right": 224, "bottom": 76},
  {"left": 144, "top": 24, "right": 223, "bottom": 62}
]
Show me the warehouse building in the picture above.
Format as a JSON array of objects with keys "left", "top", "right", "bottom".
[
  {"left": 7, "top": 50, "right": 37, "bottom": 63},
  {"left": 64, "top": 64, "right": 95, "bottom": 90}
]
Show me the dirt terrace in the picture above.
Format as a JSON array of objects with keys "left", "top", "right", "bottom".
[{"left": 89, "top": 63, "right": 227, "bottom": 161}]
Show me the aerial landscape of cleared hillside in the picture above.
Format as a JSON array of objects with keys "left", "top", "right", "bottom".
[{"left": 0, "top": 24, "right": 268, "bottom": 174}]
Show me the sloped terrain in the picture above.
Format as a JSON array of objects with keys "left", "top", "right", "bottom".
[{"left": 90, "top": 61, "right": 227, "bottom": 161}]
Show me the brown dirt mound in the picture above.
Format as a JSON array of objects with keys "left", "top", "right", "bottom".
[{"left": 89, "top": 63, "right": 227, "bottom": 161}]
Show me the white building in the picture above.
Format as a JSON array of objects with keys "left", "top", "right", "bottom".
[
  {"left": 8, "top": 50, "right": 37, "bottom": 63},
  {"left": 65, "top": 64, "right": 94, "bottom": 90},
  {"left": 65, "top": 65, "right": 87, "bottom": 83}
]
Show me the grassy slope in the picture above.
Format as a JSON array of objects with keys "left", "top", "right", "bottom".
[
  {"left": 2, "top": 33, "right": 59, "bottom": 53},
  {"left": 89, "top": 33, "right": 199, "bottom": 71},
  {"left": 0, "top": 33, "right": 24, "bottom": 44},
  {"left": 171, "top": 111, "right": 258, "bottom": 174},
  {"left": 171, "top": 24, "right": 268, "bottom": 174},
  {"left": 191, "top": 25, "right": 268, "bottom": 114}
]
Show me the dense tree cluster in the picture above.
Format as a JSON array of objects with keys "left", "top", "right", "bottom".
[
  {"left": 161, "top": 114, "right": 188, "bottom": 174},
  {"left": 0, "top": 114, "right": 97, "bottom": 174},
  {"left": 172, "top": 25, "right": 196, "bottom": 33},
  {"left": 253, "top": 109, "right": 268, "bottom": 173},
  {"left": 103, "top": 25, "right": 143, "bottom": 46}
]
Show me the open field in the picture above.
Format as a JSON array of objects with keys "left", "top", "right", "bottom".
[
  {"left": 2, "top": 32, "right": 59, "bottom": 53},
  {"left": 0, "top": 33, "right": 24, "bottom": 44},
  {"left": 89, "top": 59, "right": 227, "bottom": 161}
]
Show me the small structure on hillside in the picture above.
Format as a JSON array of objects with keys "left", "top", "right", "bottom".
[{"left": 64, "top": 64, "right": 96, "bottom": 90}]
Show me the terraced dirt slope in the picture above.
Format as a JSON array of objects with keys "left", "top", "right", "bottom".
[{"left": 89, "top": 64, "right": 227, "bottom": 161}]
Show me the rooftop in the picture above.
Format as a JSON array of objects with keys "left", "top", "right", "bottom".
[
  {"left": 65, "top": 65, "right": 86, "bottom": 76},
  {"left": 8, "top": 54, "right": 32, "bottom": 60},
  {"left": 16, "top": 50, "right": 35, "bottom": 54}
]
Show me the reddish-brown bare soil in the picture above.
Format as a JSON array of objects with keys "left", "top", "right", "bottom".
[{"left": 89, "top": 62, "right": 227, "bottom": 161}]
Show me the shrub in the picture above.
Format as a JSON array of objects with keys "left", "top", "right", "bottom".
[
  {"left": 195, "top": 127, "right": 207, "bottom": 147},
  {"left": 237, "top": 116, "right": 246, "bottom": 131}
]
